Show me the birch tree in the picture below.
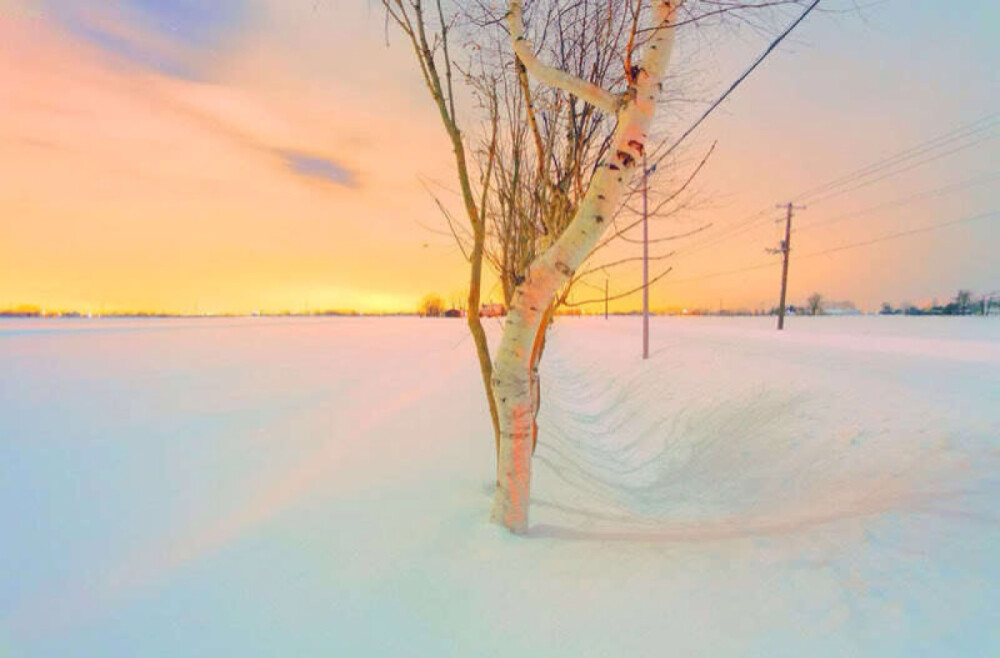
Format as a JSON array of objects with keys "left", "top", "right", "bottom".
[
  {"left": 381, "top": 0, "right": 816, "bottom": 533},
  {"left": 464, "top": 1, "right": 692, "bottom": 458},
  {"left": 490, "top": 0, "right": 685, "bottom": 532}
]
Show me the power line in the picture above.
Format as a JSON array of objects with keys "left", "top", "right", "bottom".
[
  {"left": 671, "top": 210, "right": 773, "bottom": 259},
  {"left": 796, "top": 171, "right": 1000, "bottom": 232},
  {"left": 662, "top": 209, "right": 998, "bottom": 287},
  {"left": 799, "top": 130, "right": 997, "bottom": 206},
  {"left": 650, "top": 0, "right": 822, "bottom": 167},
  {"left": 663, "top": 260, "right": 778, "bottom": 285},
  {"left": 794, "top": 112, "right": 999, "bottom": 203},
  {"left": 797, "top": 210, "right": 999, "bottom": 260},
  {"left": 669, "top": 113, "right": 998, "bottom": 259},
  {"left": 593, "top": 39, "right": 998, "bottom": 304}
]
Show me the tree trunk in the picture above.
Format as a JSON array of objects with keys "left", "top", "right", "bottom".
[
  {"left": 529, "top": 303, "right": 554, "bottom": 454},
  {"left": 468, "top": 227, "right": 502, "bottom": 461},
  {"left": 491, "top": 0, "right": 682, "bottom": 533}
]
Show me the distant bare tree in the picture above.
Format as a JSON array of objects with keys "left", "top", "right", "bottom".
[
  {"left": 807, "top": 293, "right": 823, "bottom": 316},
  {"left": 954, "top": 289, "right": 973, "bottom": 315},
  {"left": 419, "top": 294, "right": 444, "bottom": 317}
]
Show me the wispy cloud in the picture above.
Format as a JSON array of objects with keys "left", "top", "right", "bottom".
[
  {"left": 0, "top": 4, "right": 467, "bottom": 313},
  {"left": 281, "top": 151, "right": 358, "bottom": 188},
  {"left": 125, "top": 0, "right": 246, "bottom": 47},
  {"left": 44, "top": 0, "right": 250, "bottom": 79}
]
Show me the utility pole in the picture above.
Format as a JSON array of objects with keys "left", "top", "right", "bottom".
[
  {"left": 769, "top": 202, "right": 805, "bottom": 331},
  {"left": 642, "top": 153, "right": 656, "bottom": 359}
]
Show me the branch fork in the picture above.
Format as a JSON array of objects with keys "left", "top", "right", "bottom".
[{"left": 508, "top": 0, "right": 621, "bottom": 114}]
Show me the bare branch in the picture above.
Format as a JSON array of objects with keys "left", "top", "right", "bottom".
[
  {"left": 591, "top": 140, "right": 715, "bottom": 255},
  {"left": 615, "top": 221, "right": 712, "bottom": 245},
  {"left": 564, "top": 267, "right": 674, "bottom": 307},
  {"left": 510, "top": 0, "right": 620, "bottom": 114},
  {"left": 576, "top": 250, "right": 676, "bottom": 279}
]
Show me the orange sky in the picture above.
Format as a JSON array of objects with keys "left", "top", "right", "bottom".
[{"left": 1, "top": 1, "right": 997, "bottom": 314}]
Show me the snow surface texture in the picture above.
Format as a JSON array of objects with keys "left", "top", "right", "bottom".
[{"left": 1, "top": 316, "right": 998, "bottom": 657}]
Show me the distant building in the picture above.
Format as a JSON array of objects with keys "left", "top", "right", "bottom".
[
  {"left": 823, "top": 300, "right": 861, "bottom": 316},
  {"left": 479, "top": 303, "right": 507, "bottom": 318}
]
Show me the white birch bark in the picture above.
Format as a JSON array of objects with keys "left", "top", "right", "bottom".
[{"left": 491, "top": 0, "right": 683, "bottom": 534}]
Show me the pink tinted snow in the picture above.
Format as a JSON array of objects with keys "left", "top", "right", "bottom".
[{"left": 1, "top": 315, "right": 997, "bottom": 656}]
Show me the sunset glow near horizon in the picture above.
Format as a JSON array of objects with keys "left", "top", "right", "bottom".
[{"left": 2, "top": 0, "right": 997, "bottom": 315}]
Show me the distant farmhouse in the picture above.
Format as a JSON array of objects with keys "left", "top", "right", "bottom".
[{"left": 479, "top": 303, "right": 507, "bottom": 318}]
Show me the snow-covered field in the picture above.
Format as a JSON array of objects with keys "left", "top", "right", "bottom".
[{"left": 2, "top": 315, "right": 998, "bottom": 657}]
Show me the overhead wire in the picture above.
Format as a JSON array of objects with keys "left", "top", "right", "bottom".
[
  {"left": 665, "top": 112, "right": 999, "bottom": 261},
  {"left": 796, "top": 209, "right": 999, "bottom": 260},
  {"left": 797, "top": 130, "right": 998, "bottom": 206},
  {"left": 649, "top": 0, "right": 823, "bottom": 168},
  {"left": 796, "top": 171, "right": 1000, "bottom": 233},
  {"left": 581, "top": 8, "right": 998, "bottom": 304},
  {"left": 657, "top": 209, "right": 999, "bottom": 288},
  {"left": 792, "top": 113, "right": 999, "bottom": 203}
]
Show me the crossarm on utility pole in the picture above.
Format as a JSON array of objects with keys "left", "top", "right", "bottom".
[{"left": 509, "top": 0, "right": 620, "bottom": 114}]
